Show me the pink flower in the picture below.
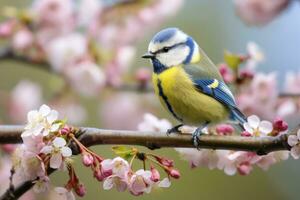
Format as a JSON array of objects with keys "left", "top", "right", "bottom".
[
  {"left": 234, "top": 0, "right": 290, "bottom": 26},
  {"left": 150, "top": 167, "right": 160, "bottom": 182},
  {"left": 216, "top": 124, "right": 234, "bottom": 135},
  {"left": 103, "top": 175, "right": 128, "bottom": 192},
  {"left": 0, "top": 20, "right": 14, "bottom": 37},
  {"left": 243, "top": 115, "right": 273, "bottom": 136},
  {"left": 217, "top": 151, "right": 259, "bottom": 176},
  {"left": 32, "top": 0, "right": 74, "bottom": 30},
  {"left": 175, "top": 148, "right": 221, "bottom": 170},
  {"left": 12, "top": 29, "right": 34, "bottom": 51},
  {"left": 104, "top": 157, "right": 130, "bottom": 178},
  {"left": 9, "top": 80, "right": 42, "bottom": 123},
  {"left": 82, "top": 153, "right": 94, "bottom": 167},
  {"left": 129, "top": 169, "right": 153, "bottom": 196},
  {"left": 40, "top": 137, "right": 72, "bottom": 169},
  {"left": 77, "top": 0, "right": 102, "bottom": 27},
  {"left": 256, "top": 151, "right": 289, "bottom": 170},
  {"left": 288, "top": 130, "right": 300, "bottom": 159},
  {"left": 219, "top": 64, "right": 234, "bottom": 83},
  {"left": 137, "top": 113, "right": 172, "bottom": 132},
  {"left": 272, "top": 117, "right": 288, "bottom": 133},
  {"left": 46, "top": 33, "right": 87, "bottom": 72},
  {"left": 284, "top": 71, "right": 300, "bottom": 94},
  {"left": 75, "top": 183, "right": 86, "bottom": 197},
  {"left": 65, "top": 60, "right": 106, "bottom": 97}
]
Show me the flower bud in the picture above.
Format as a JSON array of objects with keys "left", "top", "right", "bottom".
[
  {"left": 169, "top": 169, "right": 180, "bottom": 179},
  {"left": 216, "top": 124, "right": 234, "bottom": 135},
  {"left": 155, "top": 156, "right": 174, "bottom": 167},
  {"left": 60, "top": 125, "right": 72, "bottom": 135},
  {"left": 150, "top": 166, "right": 160, "bottom": 182},
  {"left": 82, "top": 154, "right": 94, "bottom": 167},
  {"left": 273, "top": 117, "right": 288, "bottom": 132},
  {"left": 241, "top": 131, "right": 252, "bottom": 137},
  {"left": 75, "top": 183, "right": 86, "bottom": 197},
  {"left": 237, "top": 162, "right": 252, "bottom": 176}
]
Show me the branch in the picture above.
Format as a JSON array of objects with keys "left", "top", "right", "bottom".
[{"left": 0, "top": 125, "right": 295, "bottom": 199}]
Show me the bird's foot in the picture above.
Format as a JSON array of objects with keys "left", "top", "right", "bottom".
[
  {"left": 192, "top": 122, "right": 209, "bottom": 149},
  {"left": 167, "top": 124, "right": 184, "bottom": 135}
]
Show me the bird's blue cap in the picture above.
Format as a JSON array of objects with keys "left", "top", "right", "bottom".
[{"left": 151, "top": 27, "right": 179, "bottom": 43}]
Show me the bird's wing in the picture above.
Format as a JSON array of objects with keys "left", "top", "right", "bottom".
[{"left": 183, "top": 60, "right": 246, "bottom": 125}]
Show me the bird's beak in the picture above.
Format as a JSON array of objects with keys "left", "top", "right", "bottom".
[{"left": 141, "top": 52, "right": 155, "bottom": 59}]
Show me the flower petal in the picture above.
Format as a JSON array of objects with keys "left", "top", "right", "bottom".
[
  {"left": 291, "top": 147, "right": 300, "bottom": 159},
  {"left": 53, "top": 137, "right": 66, "bottom": 148},
  {"left": 158, "top": 178, "right": 171, "bottom": 188},
  {"left": 50, "top": 153, "right": 62, "bottom": 169},
  {"left": 103, "top": 177, "right": 114, "bottom": 190},
  {"left": 259, "top": 121, "right": 273, "bottom": 135},
  {"left": 61, "top": 146, "right": 72, "bottom": 157},
  {"left": 47, "top": 110, "right": 58, "bottom": 124},
  {"left": 40, "top": 146, "right": 53, "bottom": 154},
  {"left": 247, "top": 115, "right": 260, "bottom": 129},
  {"left": 297, "top": 129, "right": 300, "bottom": 139},
  {"left": 243, "top": 123, "right": 254, "bottom": 134},
  {"left": 39, "top": 104, "right": 51, "bottom": 117},
  {"left": 50, "top": 123, "right": 60, "bottom": 132},
  {"left": 288, "top": 135, "right": 299, "bottom": 147}
]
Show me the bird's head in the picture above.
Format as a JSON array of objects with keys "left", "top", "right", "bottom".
[{"left": 142, "top": 27, "right": 200, "bottom": 72}]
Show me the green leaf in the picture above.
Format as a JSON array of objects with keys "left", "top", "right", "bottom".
[
  {"left": 112, "top": 146, "right": 135, "bottom": 160},
  {"left": 224, "top": 51, "right": 242, "bottom": 71}
]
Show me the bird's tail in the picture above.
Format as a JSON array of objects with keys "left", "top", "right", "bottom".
[{"left": 230, "top": 106, "right": 247, "bottom": 130}]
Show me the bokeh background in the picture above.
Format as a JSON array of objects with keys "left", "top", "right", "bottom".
[{"left": 1, "top": 0, "right": 300, "bottom": 200}]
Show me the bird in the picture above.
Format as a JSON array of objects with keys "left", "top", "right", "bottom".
[{"left": 142, "top": 27, "right": 246, "bottom": 148}]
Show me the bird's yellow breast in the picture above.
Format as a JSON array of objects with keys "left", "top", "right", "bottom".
[{"left": 152, "top": 66, "right": 229, "bottom": 126}]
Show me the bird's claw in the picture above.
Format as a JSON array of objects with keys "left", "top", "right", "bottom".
[
  {"left": 192, "top": 126, "right": 206, "bottom": 150},
  {"left": 167, "top": 124, "right": 183, "bottom": 135}
]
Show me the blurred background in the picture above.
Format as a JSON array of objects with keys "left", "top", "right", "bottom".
[{"left": 1, "top": 0, "right": 300, "bottom": 200}]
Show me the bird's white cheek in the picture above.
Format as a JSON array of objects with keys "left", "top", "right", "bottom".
[{"left": 158, "top": 47, "right": 189, "bottom": 67}]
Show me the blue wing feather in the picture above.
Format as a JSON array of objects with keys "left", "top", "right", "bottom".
[{"left": 193, "top": 79, "right": 246, "bottom": 125}]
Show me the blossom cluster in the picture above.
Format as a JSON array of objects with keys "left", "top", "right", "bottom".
[
  {"left": 0, "top": 0, "right": 183, "bottom": 96},
  {"left": 8, "top": 105, "right": 179, "bottom": 199}
]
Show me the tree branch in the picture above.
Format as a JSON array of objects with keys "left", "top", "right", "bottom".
[{"left": 0, "top": 125, "right": 295, "bottom": 199}]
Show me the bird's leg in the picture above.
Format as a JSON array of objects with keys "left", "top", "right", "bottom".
[
  {"left": 167, "top": 124, "right": 184, "bottom": 135},
  {"left": 192, "top": 121, "right": 209, "bottom": 149}
]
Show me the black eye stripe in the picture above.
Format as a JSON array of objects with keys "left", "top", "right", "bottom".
[{"left": 153, "top": 42, "right": 186, "bottom": 54}]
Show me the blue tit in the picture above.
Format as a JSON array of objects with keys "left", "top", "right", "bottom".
[{"left": 142, "top": 27, "right": 246, "bottom": 147}]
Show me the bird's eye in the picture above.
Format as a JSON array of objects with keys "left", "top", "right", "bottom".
[{"left": 162, "top": 47, "right": 170, "bottom": 53}]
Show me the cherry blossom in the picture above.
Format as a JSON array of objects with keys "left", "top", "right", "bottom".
[
  {"left": 40, "top": 137, "right": 72, "bottom": 169},
  {"left": 33, "top": 176, "right": 50, "bottom": 193},
  {"left": 288, "top": 130, "right": 300, "bottom": 159},
  {"left": 246, "top": 42, "right": 264, "bottom": 70},
  {"left": 103, "top": 175, "right": 129, "bottom": 192},
  {"left": 129, "top": 169, "right": 153, "bottom": 196},
  {"left": 243, "top": 115, "right": 273, "bottom": 136},
  {"left": 22, "top": 104, "right": 60, "bottom": 137},
  {"left": 137, "top": 113, "right": 172, "bottom": 132}
]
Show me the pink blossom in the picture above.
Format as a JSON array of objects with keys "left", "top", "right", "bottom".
[
  {"left": 150, "top": 167, "right": 160, "bottom": 182},
  {"left": 82, "top": 154, "right": 94, "bottom": 167},
  {"left": 77, "top": 0, "right": 102, "bottom": 27},
  {"left": 217, "top": 151, "right": 259, "bottom": 176},
  {"left": 12, "top": 29, "right": 34, "bottom": 51},
  {"left": 276, "top": 100, "right": 297, "bottom": 117},
  {"left": 75, "top": 183, "right": 86, "bottom": 197},
  {"left": 103, "top": 175, "right": 128, "bottom": 192},
  {"left": 256, "top": 151, "right": 289, "bottom": 170},
  {"left": 32, "top": 0, "right": 74, "bottom": 31},
  {"left": 175, "top": 148, "right": 222, "bottom": 170},
  {"left": 216, "top": 124, "right": 234, "bottom": 135},
  {"left": 284, "top": 71, "right": 300, "bottom": 94},
  {"left": 234, "top": 0, "right": 290, "bottom": 26},
  {"left": 0, "top": 20, "right": 15, "bottom": 37},
  {"left": 288, "top": 130, "right": 300, "bottom": 159},
  {"left": 245, "top": 42, "right": 264, "bottom": 70},
  {"left": 129, "top": 169, "right": 153, "bottom": 196},
  {"left": 272, "top": 117, "right": 288, "bottom": 133},
  {"left": 9, "top": 80, "right": 42, "bottom": 123},
  {"left": 219, "top": 64, "right": 234, "bottom": 83},
  {"left": 46, "top": 33, "right": 87, "bottom": 72},
  {"left": 40, "top": 137, "right": 72, "bottom": 169},
  {"left": 65, "top": 60, "right": 105, "bottom": 97},
  {"left": 138, "top": 113, "right": 172, "bottom": 132}
]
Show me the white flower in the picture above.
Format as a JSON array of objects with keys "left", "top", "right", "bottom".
[
  {"left": 245, "top": 42, "right": 264, "bottom": 70},
  {"left": 103, "top": 175, "right": 128, "bottom": 192},
  {"left": 103, "top": 157, "right": 130, "bottom": 178},
  {"left": 137, "top": 113, "right": 172, "bottom": 132},
  {"left": 129, "top": 169, "right": 154, "bottom": 195},
  {"left": 55, "top": 187, "right": 76, "bottom": 200},
  {"left": 40, "top": 137, "right": 72, "bottom": 169},
  {"left": 157, "top": 178, "right": 171, "bottom": 188},
  {"left": 22, "top": 104, "right": 60, "bottom": 137},
  {"left": 288, "top": 130, "right": 300, "bottom": 159},
  {"left": 243, "top": 115, "right": 273, "bottom": 136}
]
